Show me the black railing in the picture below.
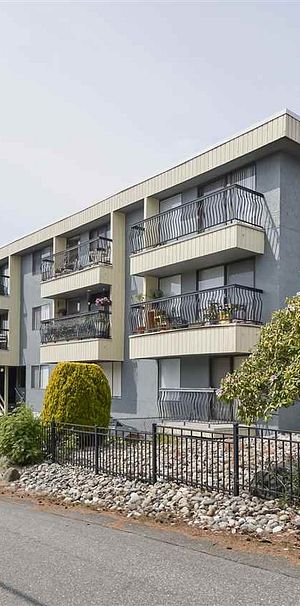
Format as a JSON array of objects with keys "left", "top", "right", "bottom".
[
  {"left": 41, "top": 236, "right": 112, "bottom": 281},
  {"left": 130, "top": 184, "right": 265, "bottom": 253},
  {"left": 0, "top": 328, "right": 8, "bottom": 350},
  {"left": 158, "top": 389, "right": 237, "bottom": 422},
  {"left": 130, "top": 284, "right": 263, "bottom": 335},
  {"left": 43, "top": 421, "right": 300, "bottom": 501},
  {"left": 40, "top": 310, "right": 111, "bottom": 344},
  {"left": 15, "top": 387, "right": 26, "bottom": 403},
  {"left": 0, "top": 275, "right": 9, "bottom": 296}
]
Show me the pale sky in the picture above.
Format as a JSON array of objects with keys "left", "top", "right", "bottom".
[{"left": 1, "top": 1, "right": 300, "bottom": 245}]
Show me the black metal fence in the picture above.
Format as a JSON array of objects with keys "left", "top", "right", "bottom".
[
  {"left": 130, "top": 284, "right": 263, "bottom": 335},
  {"left": 158, "top": 389, "right": 237, "bottom": 422},
  {"left": 41, "top": 236, "right": 112, "bottom": 281},
  {"left": 130, "top": 184, "right": 265, "bottom": 253},
  {"left": 43, "top": 421, "right": 300, "bottom": 501},
  {"left": 40, "top": 310, "right": 111, "bottom": 344}
]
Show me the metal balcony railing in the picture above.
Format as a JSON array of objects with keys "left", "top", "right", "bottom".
[
  {"left": 130, "top": 284, "right": 263, "bottom": 335},
  {"left": 130, "top": 184, "right": 265, "bottom": 253},
  {"left": 41, "top": 236, "right": 112, "bottom": 281},
  {"left": 0, "top": 328, "right": 8, "bottom": 350},
  {"left": 158, "top": 388, "right": 237, "bottom": 422},
  {"left": 40, "top": 310, "right": 111, "bottom": 344},
  {"left": 0, "top": 275, "right": 9, "bottom": 296}
]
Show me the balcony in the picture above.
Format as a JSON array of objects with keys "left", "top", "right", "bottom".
[
  {"left": 0, "top": 328, "right": 8, "bottom": 350},
  {"left": 158, "top": 388, "right": 237, "bottom": 422},
  {"left": 40, "top": 310, "right": 115, "bottom": 363},
  {"left": 40, "top": 310, "right": 110, "bottom": 344},
  {"left": 0, "top": 275, "right": 9, "bottom": 297},
  {"left": 41, "top": 237, "right": 113, "bottom": 299},
  {"left": 130, "top": 185, "right": 265, "bottom": 277},
  {"left": 129, "top": 285, "right": 262, "bottom": 359}
]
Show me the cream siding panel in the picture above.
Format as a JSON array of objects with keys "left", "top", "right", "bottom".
[
  {"left": 129, "top": 324, "right": 261, "bottom": 360},
  {"left": 286, "top": 115, "right": 300, "bottom": 144},
  {"left": 0, "top": 295, "right": 9, "bottom": 312},
  {"left": 40, "top": 337, "right": 122, "bottom": 364},
  {"left": 41, "top": 264, "right": 113, "bottom": 299},
  {"left": 0, "top": 111, "right": 294, "bottom": 260},
  {"left": 130, "top": 224, "right": 264, "bottom": 276}
]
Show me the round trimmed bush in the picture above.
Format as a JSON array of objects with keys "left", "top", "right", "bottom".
[
  {"left": 41, "top": 362, "right": 111, "bottom": 427},
  {"left": 0, "top": 404, "right": 42, "bottom": 465}
]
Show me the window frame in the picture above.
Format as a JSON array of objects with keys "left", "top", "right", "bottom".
[{"left": 31, "top": 365, "right": 51, "bottom": 389}]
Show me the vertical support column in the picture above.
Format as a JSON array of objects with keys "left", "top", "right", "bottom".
[
  {"left": 144, "top": 196, "right": 159, "bottom": 220},
  {"left": 109, "top": 211, "right": 125, "bottom": 361},
  {"left": 53, "top": 236, "right": 67, "bottom": 255},
  {"left": 144, "top": 196, "right": 159, "bottom": 250},
  {"left": 53, "top": 236, "right": 67, "bottom": 276}
]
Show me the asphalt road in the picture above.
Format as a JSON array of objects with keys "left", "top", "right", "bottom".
[{"left": 1, "top": 497, "right": 300, "bottom": 606}]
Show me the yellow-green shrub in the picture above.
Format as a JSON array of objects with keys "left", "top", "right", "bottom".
[{"left": 41, "top": 362, "right": 111, "bottom": 427}]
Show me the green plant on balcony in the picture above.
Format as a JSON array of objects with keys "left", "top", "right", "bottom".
[
  {"left": 203, "top": 302, "right": 220, "bottom": 325},
  {"left": 151, "top": 289, "right": 164, "bottom": 299}
]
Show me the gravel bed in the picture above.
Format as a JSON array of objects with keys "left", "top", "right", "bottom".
[{"left": 8, "top": 463, "right": 300, "bottom": 538}]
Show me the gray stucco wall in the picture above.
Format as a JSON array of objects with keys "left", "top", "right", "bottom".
[
  {"left": 279, "top": 153, "right": 300, "bottom": 303},
  {"left": 256, "top": 152, "right": 300, "bottom": 430},
  {"left": 255, "top": 154, "right": 281, "bottom": 322},
  {"left": 20, "top": 253, "right": 53, "bottom": 412},
  {"left": 111, "top": 207, "right": 159, "bottom": 421}
]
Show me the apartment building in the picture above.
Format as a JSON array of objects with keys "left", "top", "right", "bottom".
[{"left": 1, "top": 109, "right": 300, "bottom": 430}]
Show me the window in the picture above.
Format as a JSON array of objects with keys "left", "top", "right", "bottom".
[
  {"left": 160, "top": 194, "right": 182, "bottom": 213},
  {"left": 199, "top": 164, "right": 255, "bottom": 196},
  {"left": 210, "top": 357, "right": 231, "bottom": 388},
  {"left": 159, "top": 275, "right": 181, "bottom": 298},
  {"left": 197, "top": 260, "right": 254, "bottom": 291},
  {"left": 31, "top": 365, "right": 50, "bottom": 389},
  {"left": 67, "top": 299, "right": 81, "bottom": 315},
  {"left": 159, "top": 359, "right": 180, "bottom": 389},
  {"left": 32, "top": 304, "right": 51, "bottom": 330},
  {"left": 131, "top": 276, "right": 144, "bottom": 303},
  {"left": 32, "top": 307, "right": 41, "bottom": 331},
  {"left": 198, "top": 266, "right": 224, "bottom": 291},
  {"left": 100, "top": 362, "right": 122, "bottom": 397},
  {"left": 40, "top": 366, "right": 50, "bottom": 389},
  {"left": 31, "top": 366, "right": 40, "bottom": 389},
  {"left": 32, "top": 246, "right": 52, "bottom": 275},
  {"left": 229, "top": 164, "right": 255, "bottom": 190},
  {"left": 90, "top": 225, "right": 111, "bottom": 251}
]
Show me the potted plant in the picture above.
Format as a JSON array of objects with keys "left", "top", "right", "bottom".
[
  {"left": 132, "top": 293, "right": 146, "bottom": 307},
  {"left": 219, "top": 304, "right": 231, "bottom": 323},
  {"left": 95, "top": 296, "right": 112, "bottom": 307},
  {"left": 203, "top": 302, "right": 219, "bottom": 325},
  {"left": 151, "top": 289, "right": 164, "bottom": 299}
]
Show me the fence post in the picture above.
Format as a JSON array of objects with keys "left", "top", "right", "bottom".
[
  {"left": 50, "top": 420, "right": 56, "bottom": 464},
  {"left": 94, "top": 426, "right": 99, "bottom": 475},
  {"left": 152, "top": 423, "right": 157, "bottom": 484},
  {"left": 233, "top": 422, "right": 239, "bottom": 496}
]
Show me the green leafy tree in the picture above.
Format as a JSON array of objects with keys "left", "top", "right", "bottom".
[
  {"left": 218, "top": 295, "right": 300, "bottom": 424},
  {"left": 0, "top": 405, "right": 42, "bottom": 465},
  {"left": 41, "top": 362, "right": 111, "bottom": 427}
]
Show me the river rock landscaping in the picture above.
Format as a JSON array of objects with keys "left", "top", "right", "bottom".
[{"left": 5, "top": 463, "right": 300, "bottom": 538}]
